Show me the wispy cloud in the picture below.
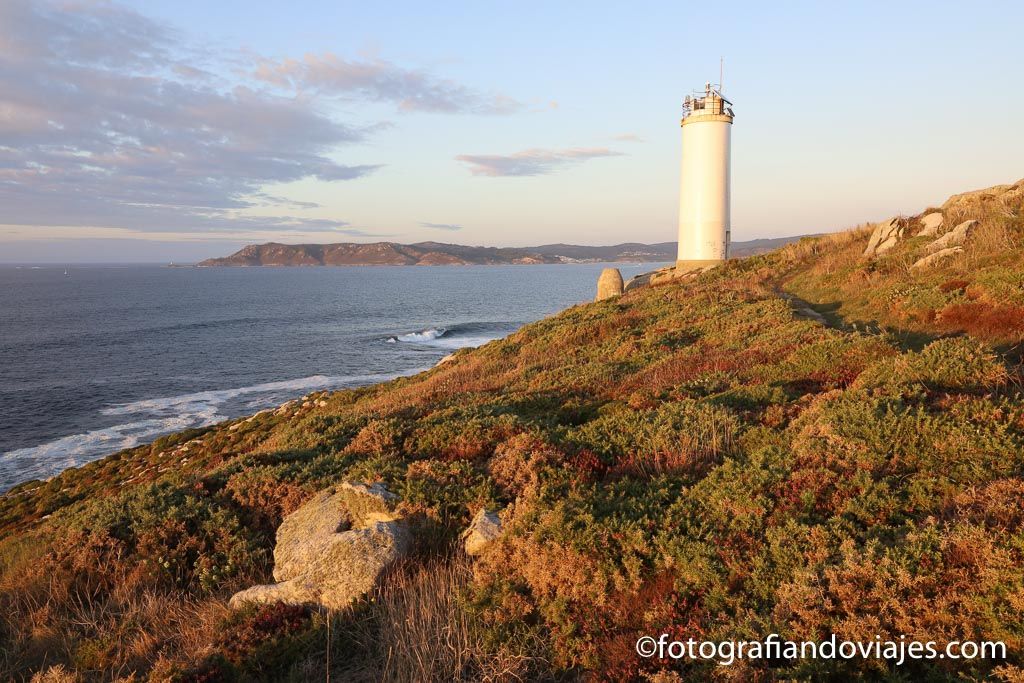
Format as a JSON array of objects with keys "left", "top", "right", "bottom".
[
  {"left": 456, "top": 148, "right": 623, "bottom": 177},
  {"left": 254, "top": 53, "right": 521, "bottom": 114},
  {"left": 0, "top": 1, "right": 383, "bottom": 234},
  {"left": 612, "top": 133, "right": 644, "bottom": 142},
  {"left": 1, "top": 224, "right": 386, "bottom": 243},
  {"left": 252, "top": 194, "right": 322, "bottom": 210},
  {"left": 419, "top": 222, "right": 464, "bottom": 231}
]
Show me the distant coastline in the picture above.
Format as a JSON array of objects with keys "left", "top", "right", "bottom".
[{"left": 197, "top": 236, "right": 808, "bottom": 267}]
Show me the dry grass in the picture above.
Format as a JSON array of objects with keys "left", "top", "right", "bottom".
[
  {"left": 342, "top": 556, "right": 545, "bottom": 682},
  {"left": 964, "top": 219, "right": 1019, "bottom": 262},
  {"left": 29, "top": 665, "right": 81, "bottom": 683},
  {"left": 779, "top": 224, "right": 873, "bottom": 264},
  {"left": 0, "top": 535, "right": 238, "bottom": 681}
]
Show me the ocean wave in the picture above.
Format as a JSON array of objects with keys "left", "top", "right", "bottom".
[
  {"left": 1, "top": 370, "right": 425, "bottom": 492},
  {"left": 386, "top": 322, "right": 519, "bottom": 349},
  {"left": 390, "top": 327, "right": 448, "bottom": 343},
  {"left": 100, "top": 374, "right": 369, "bottom": 417},
  {"left": 0, "top": 413, "right": 209, "bottom": 492}
]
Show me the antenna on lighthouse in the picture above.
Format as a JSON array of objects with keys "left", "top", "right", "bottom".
[{"left": 719, "top": 57, "right": 724, "bottom": 93}]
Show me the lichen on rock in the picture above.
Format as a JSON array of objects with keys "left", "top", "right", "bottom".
[
  {"left": 911, "top": 246, "right": 963, "bottom": 270},
  {"left": 863, "top": 217, "right": 905, "bottom": 257},
  {"left": 924, "top": 219, "right": 977, "bottom": 254},
  {"left": 918, "top": 212, "right": 944, "bottom": 237},
  {"left": 462, "top": 508, "right": 503, "bottom": 556},
  {"left": 230, "top": 481, "right": 409, "bottom": 611}
]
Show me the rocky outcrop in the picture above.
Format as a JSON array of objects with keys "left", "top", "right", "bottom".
[
  {"left": 912, "top": 247, "right": 963, "bottom": 270},
  {"left": 918, "top": 212, "right": 944, "bottom": 237},
  {"left": 863, "top": 217, "right": 905, "bottom": 257},
  {"left": 924, "top": 219, "right": 977, "bottom": 254},
  {"left": 230, "top": 482, "right": 408, "bottom": 610},
  {"left": 595, "top": 268, "right": 624, "bottom": 301},
  {"left": 462, "top": 509, "right": 503, "bottom": 556},
  {"left": 623, "top": 270, "right": 655, "bottom": 292},
  {"left": 623, "top": 264, "right": 711, "bottom": 293},
  {"left": 941, "top": 179, "right": 1024, "bottom": 212}
]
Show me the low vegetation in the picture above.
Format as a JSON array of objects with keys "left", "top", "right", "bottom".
[{"left": 2, "top": 182, "right": 1023, "bottom": 681}]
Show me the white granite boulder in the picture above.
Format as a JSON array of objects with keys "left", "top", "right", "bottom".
[
  {"left": 912, "top": 247, "right": 963, "bottom": 270},
  {"left": 917, "top": 212, "right": 944, "bottom": 237},
  {"left": 863, "top": 217, "right": 905, "bottom": 257},
  {"left": 231, "top": 481, "right": 408, "bottom": 611},
  {"left": 462, "top": 508, "right": 503, "bottom": 556},
  {"left": 924, "top": 219, "right": 977, "bottom": 254}
]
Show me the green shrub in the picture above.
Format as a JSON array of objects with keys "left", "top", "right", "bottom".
[{"left": 854, "top": 336, "right": 1008, "bottom": 392}]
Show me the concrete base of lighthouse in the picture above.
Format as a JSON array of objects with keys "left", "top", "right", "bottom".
[{"left": 675, "top": 258, "right": 725, "bottom": 272}]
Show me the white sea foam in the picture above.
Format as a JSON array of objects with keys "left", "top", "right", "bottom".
[
  {"left": 0, "top": 414, "right": 207, "bottom": 490},
  {"left": 1, "top": 370, "right": 425, "bottom": 491},
  {"left": 102, "top": 375, "right": 358, "bottom": 416},
  {"left": 395, "top": 327, "right": 448, "bottom": 343},
  {"left": 388, "top": 326, "right": 500, "bottom": 350},
  {"left": 422, "top": 335, "right": 499, "bottom": 350}
]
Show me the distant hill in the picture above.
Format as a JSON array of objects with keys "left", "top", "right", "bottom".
[{"left": 197, "top": 236, "right": 808, "bottom": 266}]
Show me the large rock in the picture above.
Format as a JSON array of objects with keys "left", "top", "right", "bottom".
[
  {"left": 272, "top": 489, "right": 350, "bottom": 582},
  {"left": 623, "top": 270, "right": 655, "bottom": 292},
  {"left": 941, "top": 179, "right": 1024, "bottom": 211},
  {"left": 924, "top": 219, "right": 977, "bottom": 254},
  {"left": 595, "top": 268, "right": 624, "bottom": 301},
  {"left": 462, "top": 508, "right": 503, "bottom": 556},
  {"left": 623, "top": 265, "right": 707, "bottom": 293},
  {"left": 912, "top": 246, "right": 963, "bottom": 270},
  {"left": 231, "top": 521, "right": 410, "bottom": 610},
  {"left": 917, "top": 212, "right": 944, "bottom": 237},
  {"left": 863, "top": 217, "right": 904, "bottom": 257},
  {"left": 338, "top": 481, "right": 401, "bottom": 524},
  {"left": 231, "top": 482, "right": 409, "bottom": 610}
]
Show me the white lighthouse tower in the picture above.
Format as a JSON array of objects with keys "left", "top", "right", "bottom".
[{"left": 676, "top": 82, "right": 734, "bottom": 270}]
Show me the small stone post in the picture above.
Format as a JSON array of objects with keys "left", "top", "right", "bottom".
[{"left": 595, "top": 267, "right": 624, "bottom": 301}]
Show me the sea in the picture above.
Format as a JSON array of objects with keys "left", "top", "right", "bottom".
[{"left": 0, "top": 262, "right": 660, "bottom": 492}]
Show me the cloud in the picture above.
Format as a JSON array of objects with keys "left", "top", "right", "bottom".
[
  {"left": 254, "top": 53, "right": 521, "bottom": 114},
  {"left": 455, "top": 148, "right": 624, "bottom": 177},
  {"left": 1, "top": 224, "right": 386, "bottom": 243},
  {"left": 253, "top": 194, "right": 322, "bottom": 210},
  {"left": 612, "top": 133, "right": 644, "bottom": 142},
  {"left": 419, "top": 221, "right": 463, "bottom": 231},
  {"left": 0, "top": 0, "right": 380, "bottom": 233}
]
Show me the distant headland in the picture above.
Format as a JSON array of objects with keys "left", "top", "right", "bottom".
[{"left": 197, "top": 237, "right": 804, "bottom": 267}]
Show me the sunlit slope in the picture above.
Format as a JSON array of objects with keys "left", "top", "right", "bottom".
[
  {"left": 781, "top": 179, "right": 1024, "bottom": 349},
  {"left": 2, "top": 182, "right": 1023, "bottom": 680}
]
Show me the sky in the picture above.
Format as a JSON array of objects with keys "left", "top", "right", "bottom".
[{"left": 2, "top": 0, "right": 1023, "bottom": 263}]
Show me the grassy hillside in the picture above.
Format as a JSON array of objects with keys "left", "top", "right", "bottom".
[{"left": 2, "top": 181, "right": 1023, "bottom": 681}]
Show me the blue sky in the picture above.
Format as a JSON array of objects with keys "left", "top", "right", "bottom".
[{"left": 2, "top": 0, "right": 1022, "bottom": 262}]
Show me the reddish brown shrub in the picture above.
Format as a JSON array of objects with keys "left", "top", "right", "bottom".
[
  {"left": 488, "top": 434, "right": 569, "bottom": 494},
  {"left": 216, "top": 602, "right": 311, "bottom": 663},
  {"left": 225, "top": 471, "right": 311, "bottom": 533},
  {"left": 952, "top": 479, "right": 1024, "bottom": 530},
  {"left": 936, "top": 302, "right": 1024, "bottom": 342},
  {"left": 618, "top": 343, "right": 764, "bottom": 395},
  {"left": 577, "top": 571, "right": 707, "bottom": 680},
  {"left": 939, "top": 278, "right": 970, "bottom": 293},
  {"left": 569, "top": 448, "right": 608, "bottom": 480}
]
